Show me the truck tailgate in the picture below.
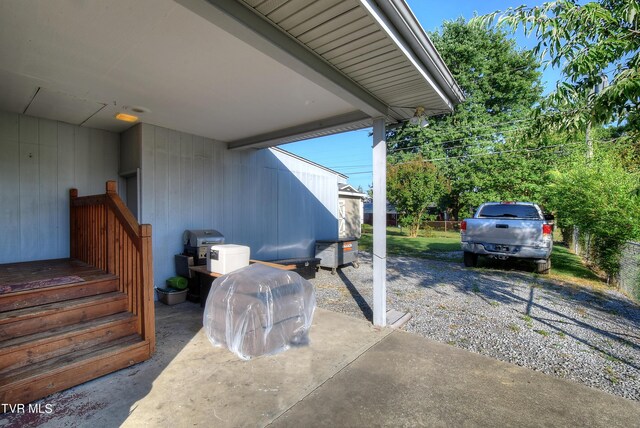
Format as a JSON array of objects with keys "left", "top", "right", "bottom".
[{"left": 464, "top": 219, "right": 542, "bottom": 246}]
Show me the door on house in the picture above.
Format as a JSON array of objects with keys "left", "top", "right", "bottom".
[
  {"left": 338, "top": 199, "right": 346, "bottom": 237},
  {"left": 123, "top": 172, "right": 139, "bottom": 221}
]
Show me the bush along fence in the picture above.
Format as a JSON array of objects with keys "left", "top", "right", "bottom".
[
  {"left": 618, "top": 242, "right": 640, "bottom": 301},
  {"left": 566, "top": 228, "right": 640, "bottom": 301}
]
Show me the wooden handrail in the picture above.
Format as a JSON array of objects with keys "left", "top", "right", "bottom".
[{"left": 70, "top": 181, "right": 155, "bottom": 354}]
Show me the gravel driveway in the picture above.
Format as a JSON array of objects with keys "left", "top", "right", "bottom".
[{"left": 311, "top": 252, "right": 640, "bottom": 401}]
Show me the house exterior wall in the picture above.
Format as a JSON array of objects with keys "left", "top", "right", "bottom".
[
  {"left": 137, "top": 123, "right": 339, "bottom": 284},
  {"left": 0, "top": 111, "right": 120, "bottom": 263},
  {"left": 0, "top": 113, "right": 340, "bottom": 283}
]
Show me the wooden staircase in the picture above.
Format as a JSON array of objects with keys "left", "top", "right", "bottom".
[{"left": 0, "top": 182, "right": 155, "bottom": 406}]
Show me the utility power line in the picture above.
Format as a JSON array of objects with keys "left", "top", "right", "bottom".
[
  {"left": 387, "top": 125, "right": 533, "bottom": 154},
  {"left": 339, "top": 136, "right": 629, "bottom": 176}
]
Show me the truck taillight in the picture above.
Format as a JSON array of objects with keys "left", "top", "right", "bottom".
[
  {"left": 542, "top": 224, "right": 552, "bottom": 235},
  {"left": 461, "top": 220, "right": 467, "bottom": 231}
]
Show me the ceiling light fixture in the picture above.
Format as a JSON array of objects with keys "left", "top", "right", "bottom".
[
  {"left": 115, "top": 113, "right": 139, "bottom": 123},
  {"left": 408, "top": 106, "right": 428, "bottom": 127}
]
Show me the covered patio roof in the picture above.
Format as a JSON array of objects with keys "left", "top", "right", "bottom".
[
  {"left": 0, "top": 0, "right": 463, "bottom": 149},
  {"left": 0, "top": 0, "right": 463, "bottom": 327}
]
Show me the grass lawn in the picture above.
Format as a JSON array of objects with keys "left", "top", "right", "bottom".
[
  {"left": 359, "top": 226, "right": 461, "bottom": 261},
  {"left": 359, "top": 225, "right": 603, "bottom": 287},
  {"left": 547, "top": 244, "right": 603, "bottom": 286}
]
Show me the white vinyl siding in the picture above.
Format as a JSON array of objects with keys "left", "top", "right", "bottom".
[
  {"left": 138, "top": 124, "right": 339, "bottom": 284},
  {"left": 0, "top": 113, "right": 340, "bottom": 284},
  {"left": 0, "top": 110, "right": 119, "bottom": 263}
]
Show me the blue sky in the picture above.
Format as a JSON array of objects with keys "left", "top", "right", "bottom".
[{"left": 281, "top": 1, "right": 561, "bottom": 191}]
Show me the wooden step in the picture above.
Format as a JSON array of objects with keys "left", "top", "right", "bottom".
[
  {"left": 0, "top": 292, "right": 128, "bottom": 341},
  {"left": 0, "top": 312, "right": 138, "bottom": 373},
  {"left": 0, "top": 276, "right": 118, "bottom": 312},
  {"left": 0, "top": 335, "right": 150, "bottom": 406}
]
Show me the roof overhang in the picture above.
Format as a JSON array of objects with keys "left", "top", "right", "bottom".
[{"left": 0, "top": 0, "right": 463, "bottom": 149}]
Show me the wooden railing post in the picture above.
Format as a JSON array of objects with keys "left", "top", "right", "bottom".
[
  {"left": 106, "top": 208, "right": 115, "bottom": 275},
  {"left": 106, "top": 180, "right": 117, "bottom": 194},
  {"left": 105, "top": 181, "right": 117, "bottom": 274},
  {"left": 70, "top": 188, "right": 78, "bottom": 259},
  {"left": 139, "top": 224, "right": 155, "bottom": 354}
]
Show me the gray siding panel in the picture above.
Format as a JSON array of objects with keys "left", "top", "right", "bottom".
[
  {"left": 19, "top": 142, "right": 40, "bottom": 261},
  {"left": 74, "top": 127, "right": 90, "bottom": 194},
  {"left": 39, "top": 143, "right": 58, "bottom": 260},
  {"left": 57, "top": 123, "right": 75, "bottom": 257},
  {"left": 38, "top": 120, "right": 59, "bottom": 257},
  {"left": 0, "top": 135, "right": 20, "bottom": 262},
  {"left": 141, "top": 123, "right": 155, "bottom": 225},
  {"left": 138, "top": 124, "right": 339, "bottom": 284},
  {"left": 153, "top": 126, "right": 170, "bottom": 270},
  {"left": 0, "top": 111, "right": 119, "bottom": 264},
  {"left": 180, "top": 132, "right": 193, "bottom": 228}
]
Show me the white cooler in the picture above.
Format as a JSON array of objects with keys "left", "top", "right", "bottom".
[{"left": 207, "top": 244, "right": 250, "bottom": 274}]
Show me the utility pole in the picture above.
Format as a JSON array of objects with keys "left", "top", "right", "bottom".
[
  {"left": 586, "top": 75, "right": 609, "bottom": 159},
  {"left": 582, "top": 75, "right": 608, "bottom": 258}
]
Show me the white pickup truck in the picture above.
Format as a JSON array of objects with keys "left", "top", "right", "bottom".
[{"left": 460, "top": 202, "right": 554, "bottom": 274}]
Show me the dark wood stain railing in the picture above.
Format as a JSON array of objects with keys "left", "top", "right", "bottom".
[{"left": 70, "top": 181, "right": 155, "bottom": 354}]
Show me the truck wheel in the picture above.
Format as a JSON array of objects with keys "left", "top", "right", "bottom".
[
  {"left": 463, "top": 252, "right": 478, "bottom": 267},
  {"left": 536, "top": 258, "right": 551, "bottom": 274}
]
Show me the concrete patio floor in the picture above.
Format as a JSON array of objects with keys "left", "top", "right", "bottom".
[{"left": 2, "top": 302, "right": 639, "bottom": 427}]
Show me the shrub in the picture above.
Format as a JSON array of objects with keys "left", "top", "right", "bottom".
[{"left": 546, "top": 152, "right": 640, "bottom": 279}]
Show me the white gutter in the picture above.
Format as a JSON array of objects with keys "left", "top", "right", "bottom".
[{"left": 372, "top": 0, "right": 465, "bottom": 108}]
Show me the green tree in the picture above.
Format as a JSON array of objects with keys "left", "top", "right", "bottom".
[
  {"left": 474, "top": 2, "right": 640, "bottom": 279},
  {"left": 387, "top": 19, "right": 547, "bottom": 219},
  {"left": 545, "top": 151, "right": 640, "bottom": 277},
  {"left": 475, "top": 0, "right": 640, "bottom": 138},
  {"left": 387, "top": 157, "right": 446, "bottom": 237}
]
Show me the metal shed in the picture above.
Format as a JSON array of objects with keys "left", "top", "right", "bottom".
[{"left": 338, "top": 183, "right": 367, "bottom": 239}]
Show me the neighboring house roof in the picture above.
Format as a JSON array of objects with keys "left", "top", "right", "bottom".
[
  {"left": 338, "top": 184, "right": 367, "bottom": 198},
  {"left": 0, "top": 0, "right": 462, "bottom": 150},
  {"left": 363, "top": 202, "right": 397, "bottom": 214}
]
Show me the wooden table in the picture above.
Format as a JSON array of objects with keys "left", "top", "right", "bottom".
[{"left": 189, "top": 260, "right": 295, "bottom": 306}]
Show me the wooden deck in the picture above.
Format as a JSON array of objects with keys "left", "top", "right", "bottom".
[
  {"left": 0, "top": 181, "right": 155, "bottom": 407},
  {"left": 0, "top": 258, "right": 148, "bottom": 406},
  {"left": 0, "top": 258, "right": 114, "bottom": 293},
  {"left": 0, "top": 259, "right": 118, "bottom": 313}
]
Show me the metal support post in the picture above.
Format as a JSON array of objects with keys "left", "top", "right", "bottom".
[{"left": 372, "top": 117, "right": 386, "bottom": 326}]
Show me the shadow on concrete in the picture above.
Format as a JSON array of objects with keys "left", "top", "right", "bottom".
[{"left": 337, "top": 268, "right": 372, "bottom": 322}]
